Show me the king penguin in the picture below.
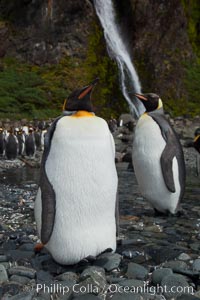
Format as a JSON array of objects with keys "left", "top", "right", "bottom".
[
  {"left": 34, "top": 79, "right": 118, "bottom": 265},
  {"left": 132, "top": 93, "right": 186, "bottom": 214}
]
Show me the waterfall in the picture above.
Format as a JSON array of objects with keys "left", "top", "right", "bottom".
[{"left": 93, "top": 0, "right": 145, "bottom": 118}]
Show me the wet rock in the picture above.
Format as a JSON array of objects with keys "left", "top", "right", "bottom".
[
  {"left": 192, "top": 259, "right": 200, "bottom": 274},
  {"left": 122, "top": 151, "right": 132, "bottom": 163},
  {"left": 190, "top": 243, "right": 200, "bottom": 251},
  {"left": 161, "top": 274, "right": 190, "bottom": 299},
  {"left": 163, "top": 260, "right": 188, "bottom": 273},
  {"left": 122, "top": 250, "right": 140, "bottom": 259},
  {"left": 176, "top": 295, "right": 199, "bottom": 300},
  {"left": 72, "top": 276, "right": 104, "bottom": 297},
  {"left": 56, "top": 271, "right": 78, "bottom": 282},
  {"left": 2, "top": 281, "right": 23, "bottom": 296},
  {"left": 36, "top": 270, "right": 53, "bottom": 283},
  {"left": 0, "top": 255, "right": 8, "bottom": 262},
  {"left": 10, "top": 275, "right": 31, "bottom": 285},
  {"left": 3, "top": 240, "right": 17, "bottom": 250},
  {"left": 119, "top": 279, "right": 144, "bottom": 289},
  {"left": 115, "top": 152, "right": 124, "bottom": 163},
  {"left": 3, "top": 290, "right": 35, "bottom": 300},
  {"left": 6, "top": 249, "right": 35, "bottom": 261},
  {"left": 152, "top": 268, "right": 173, "bottom": 285},
  {"left": 8, "top": 266, "right": 36, "bottom": 279},
  {"left": 0, "top": 264, "right": 8, "bottom": 283},
  {"left": 18, "top": 243, "right": 35, "bottom": 251},
  {"left": 80, "top": 266, "right": 106, "bottom": 284},
  {"left": 94, "top": 253, "right": 122, "bottom": 271},
  {"left": 178, "top": 253, "right": 191, "bottom": 261},
  {"left": 72, "top": 294, "right": 101, "bottom": 299},
  {"left": 110, "top": 293, "right": 141, "bottom": 300},
  {"left": 126, "top": 262, "right": 148, "bottom": 280}
]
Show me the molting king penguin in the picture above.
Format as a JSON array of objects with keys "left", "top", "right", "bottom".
[
  {"left": 132, "top": 93, "right": 186, "bottom": 214},
  {"left": 34, "top": 79, "right": 118, "bottom": 265}
]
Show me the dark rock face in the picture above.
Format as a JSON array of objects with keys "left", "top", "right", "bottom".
[
  {"left": 115, "top": 0, "right": 193, "bottom": 106},
  {"left": 0, "top": 0, "right": 95, "bottom": 64}
]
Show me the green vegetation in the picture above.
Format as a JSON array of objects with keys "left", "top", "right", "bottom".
[
  {"left": 84, "top": 22, "right": 128, "bottom": 119},
  {"left": 0, "top": 21, "right": 127, "bottom": 120},
  {"left": 0, "top": 56, "right": 89, "bottom": 120},
  {"left": 181, "top": 0, "right": 200, "bottom": 117}
]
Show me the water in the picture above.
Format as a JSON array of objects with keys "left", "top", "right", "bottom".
[{"left": 93, "top": 0, "right": 145, "bottom": 118}]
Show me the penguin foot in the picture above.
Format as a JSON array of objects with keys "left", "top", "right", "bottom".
[
  {"left": 154, "top": 208, "right": 168, "bottom": 217},
  {"left": 34, "top": 243, "right": 44, "bottom": 253},
  {"left": 78, "top": 255, "right": 96, "bottom": 265},
  {"left": 100, "top": 248, "right": 113, "bottom": 255},
  {"left": 173, "top": 209, "right": 188, "bottom": 217}
]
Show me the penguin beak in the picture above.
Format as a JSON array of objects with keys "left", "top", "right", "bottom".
[
  {"left": 62, "top": 99, "right": 67, "bottom": 111},
  {"left": 134, "top": 93, "right": 148, "bottom": 101},
  {"left": 78, "top": 78, "right": 99, "bottom": 100}
]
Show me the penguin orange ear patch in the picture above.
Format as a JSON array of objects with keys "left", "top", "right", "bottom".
[
  {"left": 78, "top": 86, "right": 93, "bottom": 100},
  {"left": 135, "top": 94, "right": 148, "bottom": 101}
]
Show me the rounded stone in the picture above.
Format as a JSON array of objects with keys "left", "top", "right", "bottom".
[
  {"left": 152, "top": 268, "right": 173, "bottom": 285},
  {"left": 0, "top": 264, "right": 8, "bottom": 283},
  {"left": 126, "top": 262, "right": 148, "bottom": 280},
  {"left": 161, "top": 274, "right": 190, "bottom": 299}
]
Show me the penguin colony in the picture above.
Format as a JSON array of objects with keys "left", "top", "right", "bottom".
[
  {"left": 0, "top": 122, "right": 50, "bottom": 160},
  {"left": 35, "top": 79, "right": 118, "bottom": 265}
]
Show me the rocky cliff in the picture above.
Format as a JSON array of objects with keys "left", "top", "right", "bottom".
[
  {"left": 0, "top": 0, "right": 199, "bottom": 119},
  {"left": 0, "top": 0, "right": 94, "bottom": 63}
]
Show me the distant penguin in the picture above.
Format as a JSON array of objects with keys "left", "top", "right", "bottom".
[
  {"left": 25, "top": 128, "right": 36, "bottom": 157},
  {"left": 132, "top": 93, "right": 186, "bottom": 214},
  {"left": 34, "top": 79, "right": 118, "bottom": 265},
  {"left": 0, "top": 128, "right": 5, "bottom": 156},
  {"left": 5, "top": 130, "right": 18, "bottom": 160},
  {"left": 34, "top": 129, "right": 42, "bottom": 150},
  {"left": 17, "top": 130, "right": 25, "bottom": 156}
]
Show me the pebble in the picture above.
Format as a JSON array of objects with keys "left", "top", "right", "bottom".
[
  {"left": 125, "top": 262, "right": 148, "bottom": 280},
  {"left": 72, "top": 294, "right": 101, "bottom": 299},
  {"left": 163, "top": 260, "right": 188, "bottom": 273},
  {"left": 110, "top": 293, "right": 141, "bottom": 300},
  {"left": 152, "top": 268, "right": 173, "bottom": 285},
  {"left": 94, "top": 253, "right": 122, "bottom": 271},
  {"left": 0, "top": 264, "right": 8, "bottom": 283},
  {"left": 0, "top": 255, "right": 8, "bottom": 262},
  {"left": 8, "top": 266, "right": 36, "bottom": 279},
  {"left": 161, "top": 274, "right": 190, "bottom": 299},
  {"left": 178, "top": 253, "right": 191, "bottom": 261},
  {"left": 56, "top": 271, "right": 78, "bottom": 282},
  {"left": 192, "top": 259, "right": 200, "bottom": 272},
  {"left": 119, "top": 279, "right": 144, "bottom": 289},
  {"left": 3, "top": 290, "right": 35, "bottom": 300},
  {"left": 9, "top": 275, "right": 31, "bottom": 285}
]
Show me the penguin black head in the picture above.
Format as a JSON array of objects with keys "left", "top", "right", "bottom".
[
  {"left": 134, "top": 93, "right": 163, "bottom": 112},
  {"left": 63, "top": 78, "right": 99, "bottom": 112},
  {"left": 194, "top": 127, "right": 200, "bottom": 137}
]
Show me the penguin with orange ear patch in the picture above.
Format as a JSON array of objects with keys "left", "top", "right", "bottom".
[
  {"left": 34, "top": 79, "right": 118, "bottom": 265},
  {"left": 132, "top": 93, "right": 186, "bottom": 215}
]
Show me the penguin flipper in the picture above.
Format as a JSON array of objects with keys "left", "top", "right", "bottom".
[
  {"left": 160, "top": 130, "right": 176, "bottom": 193},
  {"left": 40, "top": 116, "right": 63, "bottom": 244}
]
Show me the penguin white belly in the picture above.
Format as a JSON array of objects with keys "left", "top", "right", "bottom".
[
  {"left": 35, "top": 116, "right": 118, "bottom": 264},
  {"left": 132, "top": 114, "right": 180, "bottom": 214}
]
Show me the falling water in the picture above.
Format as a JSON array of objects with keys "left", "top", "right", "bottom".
[{"left": 93, "top": 0, "right": 145, "bottom": 118}]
